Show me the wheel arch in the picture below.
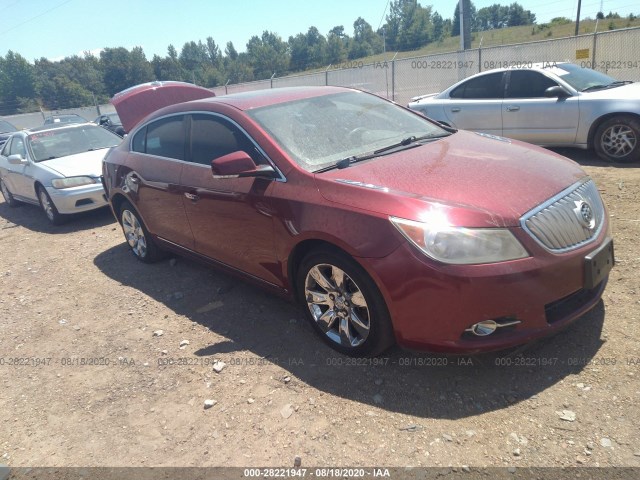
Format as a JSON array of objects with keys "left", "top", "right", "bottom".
[
  {"left": 588, "top": 112, "right": 640, "bottom": 149},
  {"left": 110, "top": 192, "right": 131, "bottom": 225},
  {"left": 286, "top": 238, "right": 393, "bottom": 310},
  {"left": 287, "top": 239, "right": 351, "bottom": 300}
]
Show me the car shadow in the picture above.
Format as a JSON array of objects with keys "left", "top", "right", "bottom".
[
  {"left": 548, "top": 147, "right": 639, "bottom": 168},
  {"left": 94, "top": 243, "right": 607, "bottom": 420},
  {"left": 0, "top": 202, "right": 115, "bottom": 233}
]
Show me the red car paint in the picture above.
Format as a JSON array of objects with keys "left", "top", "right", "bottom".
[{"left": 103, "top": 85, "right": 611, "bottom": 354}]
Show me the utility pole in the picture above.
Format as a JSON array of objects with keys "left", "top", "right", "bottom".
[
  {"left": 575, "top": 0, "right": 582, "bottom": 36},
  {"left": 460, "top": 0, "right": 472, "bottom": 50}
]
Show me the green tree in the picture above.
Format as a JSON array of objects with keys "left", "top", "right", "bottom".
[
  {"left": 327, "top": 26, "right": 349, "bottom": 64},
  {"left": 246, "top": 31, "right": 289, "bottom": 79},
  {"left": 179, "top": 41, "right": 208, "bottom": 73},
  {"left": 206, "top": 37, "right": 223, "bottom": 69},
  {"left": 507, "top": 2, "right": 536, "bottom": 26},
  {"left": 432, "top": 12, "right": 445, "bottom": 41},
  {"left": 384, "top": 0, "right": 434, "bottom": 51},
  {"left": 288, "top": 26, "right": 328, "bottom": 71},
  {"left": 100, "top": 47, "right": 153, "bottom": 96},
  {"left": 452, "top": 0, "right": 477, "bottom": 35},
  {"left": 34, "top": 60, "right": 93, "bottom": 109},
  {"left": 0, "top": 51, "right": 36, "bottom": 114},
  {"left": 349, "top": 17, "right": 383, "bottom": 59},
  {"left": 151, "top": 53, "right": 184, "bottom": 82}
]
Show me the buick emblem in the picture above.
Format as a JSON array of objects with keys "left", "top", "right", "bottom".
[{"left": 573, "top": 199, "right": 595, "bottom": 229}]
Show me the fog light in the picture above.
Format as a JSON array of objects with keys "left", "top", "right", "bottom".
[
  {"left": 468, "top": 320, "right": 498, "bottom": 336},
  {"left": 465, "top": 317, "right": 522, "bottom": 337}
]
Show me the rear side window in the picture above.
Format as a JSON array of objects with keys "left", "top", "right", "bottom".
[
  {"left": 132, "top": 126, "right": 146, "bottom": 153},
  {"left": 450, "top": 72, "right": 504, "bottom": 99},
  {"left": 132, "top": 116, "right": 186, "bottom": 160}
]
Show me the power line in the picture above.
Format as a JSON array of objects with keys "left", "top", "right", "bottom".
[
  {"left": 0, "top": 0, "right": 75, "bottom": 37},
  {"left": 377, "top": 0, "right": 390, "bottom": 30},
  {"left": 0, "top": 0, "right": 20, "bottom": 15}
]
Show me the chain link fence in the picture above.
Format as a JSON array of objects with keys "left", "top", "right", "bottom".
[
  {"left": 6, "top": 27, "right": 639, "bottom": 130},
  {"left": 212, "top": 26, "right": 640, "bottom": 106}
]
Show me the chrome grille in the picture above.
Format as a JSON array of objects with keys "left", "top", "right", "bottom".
[{"left": 521, "top": 179, "right": 605, "bottom": 252}]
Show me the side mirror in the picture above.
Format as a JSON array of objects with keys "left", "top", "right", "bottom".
[
  {"left": 211, "top": 151, "right": 277, "bottom": 179},
  {"left": 544, "top": 86, "right": 571, "bottom": 98},
  {"left": 7, "top": 154, "right": 27, "bottom": 165}
]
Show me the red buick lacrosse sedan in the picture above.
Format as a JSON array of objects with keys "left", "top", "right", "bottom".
[{"left": 102, "top": 83, "right": 613, "bottom": 357}]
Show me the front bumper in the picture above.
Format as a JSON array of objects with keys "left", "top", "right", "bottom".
[
  {"left": 365, "top": 228, "right": 611, "bottom": 354},
  {"left": 46, "top": 183, "right": 108, "bottom": 215}
]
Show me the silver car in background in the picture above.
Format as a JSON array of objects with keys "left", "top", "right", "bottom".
[
  {"left": 0, "top": 123, "right": 122, "bottom": 224},
  {"left": 408, "top": 62, "right": 640, "bottom": 163}
]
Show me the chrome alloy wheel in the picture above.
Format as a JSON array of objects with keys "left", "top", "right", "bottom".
[
  {"left": 304, "top": 263, "right": 370, "bottom": 348},
  {"left": 38, "top": 188, "right": 55, "bottom": 222},
  {"left": 122, "top": 209, "right": 147, "bottom": 258},
  {"left": 601, "top": 124, "right": 637, "bottom": 159}
]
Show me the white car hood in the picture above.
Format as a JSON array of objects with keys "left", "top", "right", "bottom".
[
  {"left": 580, "top": 81, "right": 640, "bottom": 99},
  {"left": 40, "top": 149, "right": 108, "bottom": 178}
]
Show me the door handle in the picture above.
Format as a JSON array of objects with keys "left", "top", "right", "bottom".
[
  {"left": 184, "top": 192, "right": 199, "bottom": 201},
  {"left": 451, "top": 107, "right": 461, "bottom": 112},
  {"left": 506, "top": 105, "right": 520, "bottom": 112}
]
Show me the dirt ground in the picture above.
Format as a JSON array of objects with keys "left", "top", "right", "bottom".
[{"left": 0, "top": 148, "right": 638, "bottom": 470}]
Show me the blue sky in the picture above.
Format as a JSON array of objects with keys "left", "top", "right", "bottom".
[{"left": 0, "top": 0, "right": 637, "bottom": 62}]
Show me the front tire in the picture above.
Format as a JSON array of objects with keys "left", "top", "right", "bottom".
[
  {"left": 297, "top": 248, "right": 395, "bottom": 357},
  {"left": 0, "top": 179, "right": 21, "bottom": 207},
  {"left": 37, "top": 186, "right": 65, "bottom": 225},
  {"left": 119, "top": 201, "right": 162, "bottom": 263},
  {"left": 594, "top": 115, "right": 640, "bottom": 163}
]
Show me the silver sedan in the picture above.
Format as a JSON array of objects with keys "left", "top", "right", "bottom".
[
  {"left": 408, "top": 62, "right": 640, "bottom": 163},
  {"left": 0, "top": 123, "right": 122, "bottom": 224}
]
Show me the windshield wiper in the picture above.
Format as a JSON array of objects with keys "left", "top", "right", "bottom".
[
  {"left": 316, "top": 133, "right": 450, "bottom": 173},
  {"left": 582, "top": 80, "right": 633, "bottom": 92},
  {"left": 606, "top": 80, "right": 633, "bottom": 87}
]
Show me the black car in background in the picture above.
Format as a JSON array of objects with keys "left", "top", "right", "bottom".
[
  {"left": 0, "top": 120, "right": 18, "bottom": 148},
  {"left": 94, "top": 113, "right": 125, "bottom": 137}
]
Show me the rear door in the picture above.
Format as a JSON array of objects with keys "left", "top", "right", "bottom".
[
  {"left": 126, "top": 115, "right": 194, "bottom": 249},
  {"left": 3, "top": 136, "right": 33, "bottom": 199},
  {"left": 443, "top": 71, "right": 505, "bottom": 135},
  {"left": 502, "top": 70, "right": 579, "bottom": 145},
  {"left": 179, "top": 113, "right": 280, "bottom": 285}
]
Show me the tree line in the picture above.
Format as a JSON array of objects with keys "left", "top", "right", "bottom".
[{"left": 0, "top": 0, "right": 578, "bottom": 115}]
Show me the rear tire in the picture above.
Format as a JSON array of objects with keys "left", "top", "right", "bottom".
[
  {"left": 297, "top": 248, "right": 395, "bottom": 357},
  {"left": 594, "top": 115, "right": 640, "bottom": 163},
  {"left": 0, "top": 179, "right": 21, "bottom": 207},
  {"left": 119, "top": 201, "right": 162, "bottom": 263}
]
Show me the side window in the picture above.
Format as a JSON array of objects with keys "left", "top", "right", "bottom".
[
  {"left": 144, "top": 116, "right": 186, "bottom": 160},
  {"left": 1, "top": 138, "right": 11, "bottom": 157},
  {"left": 506, "top": 71, "right": 558, "bottom": 98},
  {"left": 450, "top": 72, "right": 504, "bottom": 99},
  {"left": 189, "top": 114, "right": 261, "bottom": 166},
  {"left": 10, "top": 137, "right": 26, "bottom": 157}
]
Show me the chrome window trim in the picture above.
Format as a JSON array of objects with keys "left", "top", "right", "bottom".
[
  {"left": 520, "top": 177, "right": 605, "bottom": 253},
  {"left": 128, "top": 111, "right": 287, "bottom": 183}
]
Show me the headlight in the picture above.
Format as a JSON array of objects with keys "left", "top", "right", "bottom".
[
  {"left": 51, "top": 176, "right": 97, "bottom": 189},
  {"left": 390, "top": 216, "right": 529, "bottom": 265}
]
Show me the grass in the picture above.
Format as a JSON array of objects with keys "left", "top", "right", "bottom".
[{"left": 305, "top": 18, "right": 640, "bottom": 72}]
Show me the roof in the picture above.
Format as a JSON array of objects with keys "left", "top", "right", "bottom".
[{"left": 209, "top": 86, "right": 355, "bottom": 111}]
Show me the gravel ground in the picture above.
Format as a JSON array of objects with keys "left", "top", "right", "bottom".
[{"left": 0, "top": 149, "right": 638, "bottom": 470}]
